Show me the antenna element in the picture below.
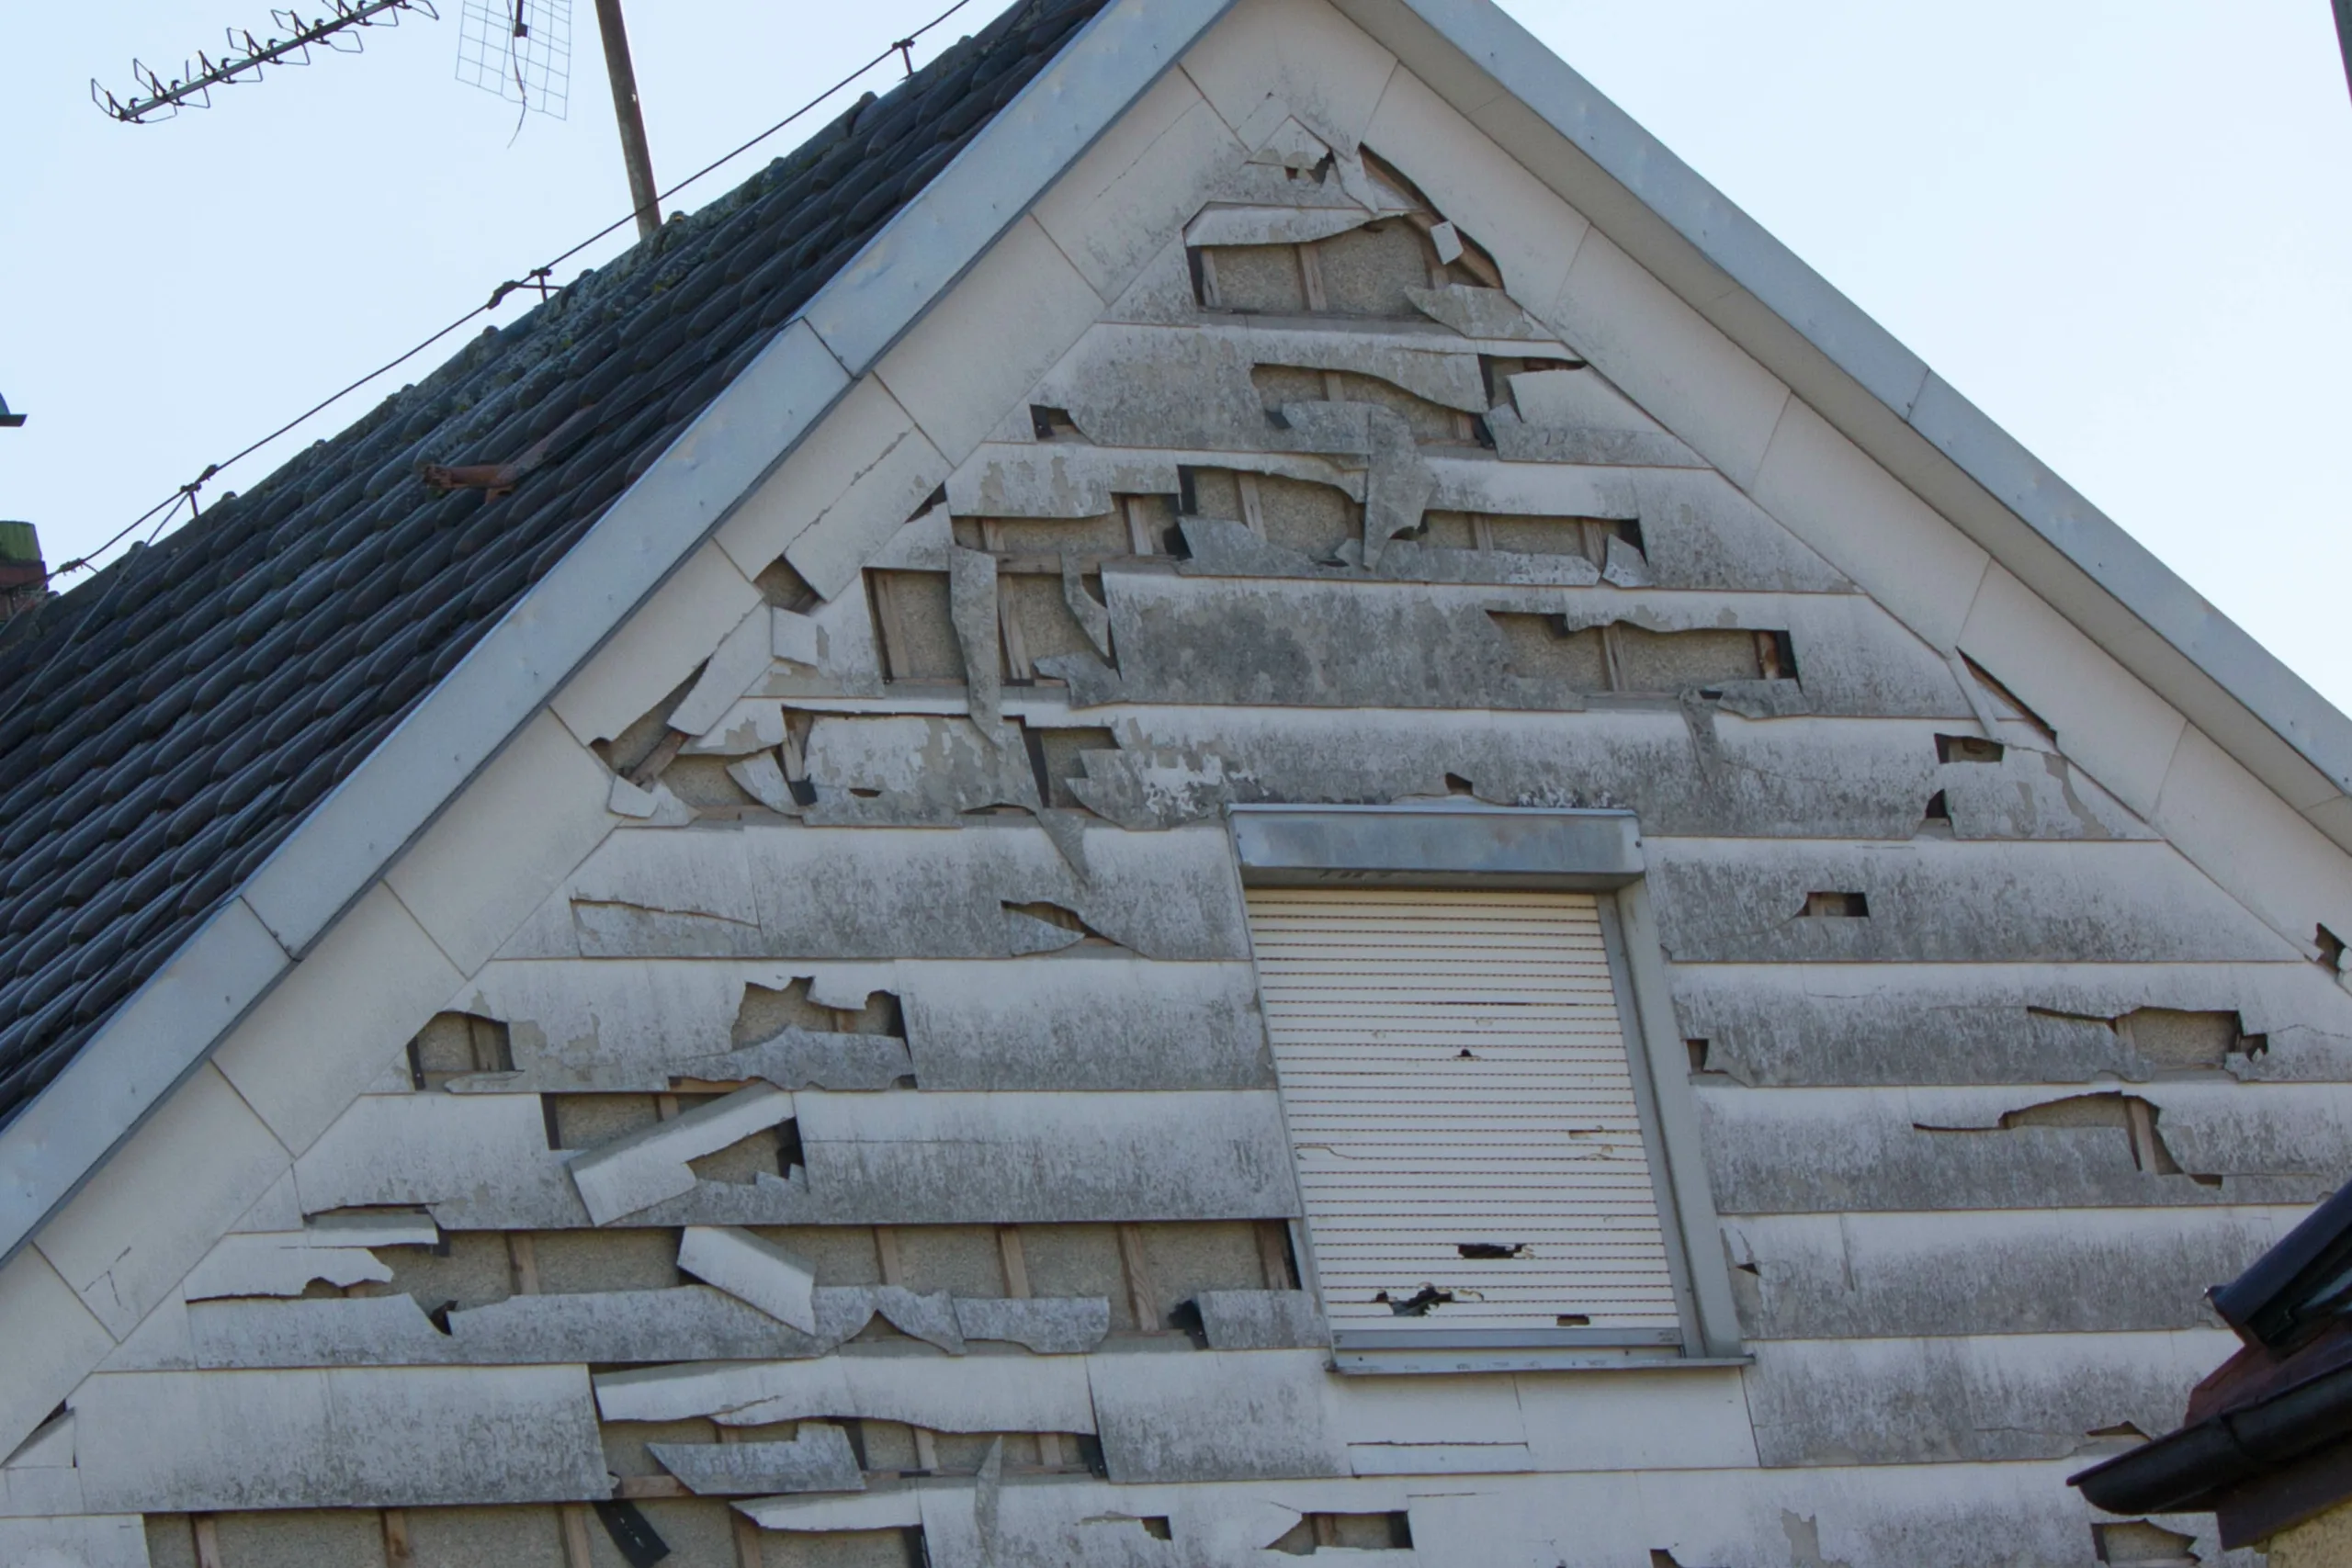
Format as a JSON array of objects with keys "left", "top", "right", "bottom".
[{"left": 93, "top": 1, "right": 438, "bottom": 124}]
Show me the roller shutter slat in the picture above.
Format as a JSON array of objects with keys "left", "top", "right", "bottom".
[{"left": 1247, "top": 887, "right": 1679, "bottom": 1335}]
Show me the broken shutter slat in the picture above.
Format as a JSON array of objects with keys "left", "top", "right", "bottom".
[{"left": 1245, "top": 888, "right": 1679, "bottom": 1340}]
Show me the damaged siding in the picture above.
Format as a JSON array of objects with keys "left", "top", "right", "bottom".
[{"left": 14, "top": 3, "right": 2344, "bottom": 1565}]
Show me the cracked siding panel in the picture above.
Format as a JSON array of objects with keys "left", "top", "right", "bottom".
[
  {"left": 1026, "top": 321, "right": 1488, "bottom": 451},
  {"left": 595, "top": 1350, "right": 1094, "bottom": 1431},
  {"left": 448, "top": 959, "right": 897, "bottom": 1091},
  {"left": 72, "top": 1366, "right": 605, "bottom": 1511},
  {"left": 295, "top": 1089, "right": 1296, "bottom": 1230},
  {"left": 1741, "top": 1329, "right": 2238, "bottom": 1467},
  {"left": 492, "top": 823, "right": 1250, "bottom": 962},
  {"left": 951, "top": 442, "right": 1367, "bottom": 518},
  {"left": 163, "top": 1284, "right": 1106, "bottom": 1370},
  {"left": 1069, "top": 572, "right": 1970, "bottom": 717},
  {"left": 1676, "top": 962, "right": 2352, "bottom": 1086},
  {"left": 1697, "top": 1081, "right": 2352, "bottom": 1213},
  {"left": 1724, "top": 1208, "right": 2303, "bottom": 1339},
  {"left": 1649, "top": 839, "right": 2300, "bottom": 964},
  {"left": 1059, "top": 706, "right": 2149, "bottom": 840},
  {"left": 800, "top": 715, "right": 1043, "bottom": 824},
  {"left": 453, "top": 957, "right": 1269, "bottom": 1093}
]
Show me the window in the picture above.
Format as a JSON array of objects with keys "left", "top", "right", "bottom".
[{"left": 1230, "top": 806, "right": 1737, "bottom": 1372}]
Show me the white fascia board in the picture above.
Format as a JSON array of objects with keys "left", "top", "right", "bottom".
[
  {"left": 0, "top": 0, "right": 1238, "bottom": 1272},
  {"left": 1357, "top": 0, "right": 2352, "bottom": 807}
]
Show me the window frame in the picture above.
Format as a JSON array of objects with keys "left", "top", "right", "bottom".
[{"left": 1227, "top": 802, "right": 1743, "bottom": 1373}]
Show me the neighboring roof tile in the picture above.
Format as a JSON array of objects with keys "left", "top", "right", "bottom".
[{"left": 0, "top": 0, "right": 1104, "bottom": 1128}]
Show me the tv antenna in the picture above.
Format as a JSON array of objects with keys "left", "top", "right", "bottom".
[
  {"left": 91, "top": 1, "right": 435, "bottom": 123},
  {"left": 96, "top": 0, "right": 662, "bottom": 243}
]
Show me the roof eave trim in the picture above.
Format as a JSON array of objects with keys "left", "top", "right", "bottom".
[
  {"left": 0, "top": 0, "right": 1234, "bottom": 1271},
  {"left": 1368, "top": 0, "right": 2352, "bottom": 802}
]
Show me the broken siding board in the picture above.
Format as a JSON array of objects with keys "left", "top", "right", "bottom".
[
  {"left": 1724, "top": 1207, "right": 2304, "bottom": 1339},
  {"left": 305, "top": 1094, "right": 1294, "bottom": 1232},
  {"left": 73, "top": 1367, "right": 607, "bottom": 1511},
  {"left": 1060, "top": 705, "right": 2150, "bottom": 841},
  {"left": 492, "top": 823, "right": 1250, "bottom": 963},
  {"left": 1077, "top": 572, "right": 1972, "bottom": 718},
  {"left": 457, "top": 957, "right": 1271, "bottom": 1095},
  {"left": 1676, "top": 962, "right": 2352, "bottom": 1086},
  {"left": 451, "top": 958, "right": 905, "bottom": 1092},
  {"left": 173, "top": 1288, "right": 827, "bottom": 1368},
  {"left": 1648, "top": 838, "right": 2300, "bottom": 965},
  {"left": 1741, "top": 1329, "right": 2241, "bottom": 1467},
  {"left": 569, "top": 1085, "right": 796, "bottom": 1224},
  {"left": 595, "top": 1350, "right": 1096, "bottom": 1433},
  {"left": 1697, "top": 1082, "right": 2352, "bottom": 1213}
]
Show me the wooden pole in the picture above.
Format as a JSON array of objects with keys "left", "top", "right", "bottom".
[{"left": 592, "top": 0, "right": 660, "bottom": 241}]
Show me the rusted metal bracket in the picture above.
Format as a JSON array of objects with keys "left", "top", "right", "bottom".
[{"left": 419, "top": 402, "right": 597, "bottom": 496}]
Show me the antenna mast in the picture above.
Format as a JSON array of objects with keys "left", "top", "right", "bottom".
[{"left": 592, "top": 0, "right": 660, "bottom": 242}]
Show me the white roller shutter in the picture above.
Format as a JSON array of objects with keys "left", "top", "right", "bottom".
[{"left": 1245, "top": 887, "right": 1680, "bottom": 1341}]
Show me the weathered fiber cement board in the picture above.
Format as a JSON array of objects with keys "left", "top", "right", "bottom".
[
  {"left": 297, "top": 1089, "right": 1297, "bottom": 1230},
  {"left": 788, "top": 1089, "right": 1300, "bottom": 1224},
  {"left": 1647, "top": 838, "right": 2298, "bottom": 964},
  {"left": 649, "top": 1423, "right": 864, "bottom": 1495},
  {"left": 1026, "top": 320, "right": 1486, "bottom": 450},
  {"left": 1740, "top": 1328, "right": 2240, "bottom": 1467},
  {"left": 0, "top": 1517, "right": 150, "bottom": 1568},
  {"left": 1396, "top": 1458, "right": 2182, "bottom": 1568},
  {"left": 1075, "top": 573, "right": 1969, "bottom": 718},
  {"left": 492, "top": 822, "right": 1250, "bottom": 962},
  {"left": 570, "top": 1084, "right": 795, "bottom": 1224},
  {"left": 1697, "top": 1081, "right": 2352, "bottom": 1212},
  {"left": 1724, "top": 1207, "right": 2303, "bottom": 1339},
  {"left": 595, "top": 1348, "right": 1095, "bottom": 1432},
  {"left": 1062, "top": 705, "right": 2148, "bottom": 841},
  {"left": 1088, "top": 1348, "right": 1351, "bottom": 1483},
  {"left": 454, "top": 957, "right": 903, "bottom": 1091},
  {"left": 72, "top": 1365, "right": 605, "bottom": 1510},
  {"left": 174, "top": 1287, "right": 824, "bottom": 1368},
  {"left": 900, "top": 958, "right": 1272, "bottom": 1090},
  {"left": 1676, "top": 962, "right": 2352, "bottom": 1086},
  {"left": 457, "top": 956, "right": 1271, "bottom": 1093},
  {"left": 293, "top": 1093, "right": 589, "bottom": 1227},
  {"left": 1195, "top": 1290, "right": 1329, "bottom": 1349},
  {"left": 799, "top": 715, "right": 1045, "bottom": 826}
]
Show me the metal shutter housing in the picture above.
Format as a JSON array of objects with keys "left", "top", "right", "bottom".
[{"left": 1246, "top": 887, "right": 1681, "bottom": 1345}]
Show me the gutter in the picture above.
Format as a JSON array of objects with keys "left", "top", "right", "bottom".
[{"left": 2071, "top": 1357, "right": 2352, "bottom": 1517}]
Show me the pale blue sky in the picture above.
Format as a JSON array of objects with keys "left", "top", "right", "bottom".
[{"left": 4, "top": 2, "right": 2347, "bottom": 707}]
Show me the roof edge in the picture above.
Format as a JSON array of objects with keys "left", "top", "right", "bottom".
[
  {"left": 0, "top": 0, "right": 1234, "bottom": 1271},
  {"left": 1354, "top": 0, "right": 2352, "bottom": 807}
]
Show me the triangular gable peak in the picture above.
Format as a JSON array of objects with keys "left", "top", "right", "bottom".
[{"left": 9, "top": 0, "right": 2352, "bottom": 1556}]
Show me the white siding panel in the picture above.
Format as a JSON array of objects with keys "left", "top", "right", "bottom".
[{"left": 1245, "top": 888, "right": 1679, "bottom": 1337}]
